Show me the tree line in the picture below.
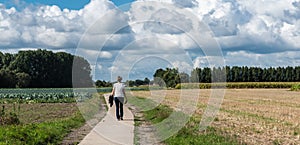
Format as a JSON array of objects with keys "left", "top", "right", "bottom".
[
  {"left": 95, "top": 78, "right": 151, "bottom": 88},
  {"left": 0, "top": 49, "right": 93, "bottom": 88},
  {"left": 154, "top": 66, "right": 300, "bottom": 88}
]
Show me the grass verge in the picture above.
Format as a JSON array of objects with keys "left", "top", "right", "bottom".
[
  {"left": 0, "top": 112, "right": 85, "bottom": 145},
  {"left": 291, "top": 84, "right": 300, "bottom": 91},
  {"left": 142, "top": 104, "right": 240, "bottom": 145}
]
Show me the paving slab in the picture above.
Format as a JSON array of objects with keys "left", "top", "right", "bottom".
[{"left": 79, "top": 94, "right": 134, "bottom": 145}]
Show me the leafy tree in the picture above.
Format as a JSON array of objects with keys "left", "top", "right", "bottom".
[
  {"left": 179, "top": 72, "right": 190, "bottom": 83},
  {"left": 286, "top": 66, "right": 293, "bottom": 82},
  {"left": 189, "top": 66, "right": 300, "bottom": 84},
  {"left": 16, "top": 72, "right": 31, "bottom": 88},
  {"left": 135, "top": 79, "right": 145, "bottom": 86},
  {"left": 0, "top": 69, "right": 16, "bottom": 88},
  {"left": 0, "top": 52, "right": 3, "bottom": 69},
  {"left": 3, "top": 49, "right": 93, "bottom": 88},
  {"left": 72, "top": 56, "right": 93, "bottom": 88},
  {"left": 153, "top": 68, "right": 180, "bottom": 88},
  {"left": 190, "top": 68, "right": 200, "bottom": 83},
  {"left": 202, "top": 67, "right": 211, "bottom": 83},
  {"left": 2, "top": 53, "right": 14, "bottom": 68},
  {"left": 144, "top": 77, "right": 150, "bottom": 85},
  {"left": 95, "top": 80, "right": 112, "bottom": 87},
  {"left": 153, "top": 68, "right": 167, "bottom": 87},
  {"left": 126, "top": 80, "right": 136, "bottom": 87},
  {"left": 295, "top": 66, "right": 300, "bottom": 81},
  {"left": 241, "top": 66, "right": 249, "bottom": 82}
]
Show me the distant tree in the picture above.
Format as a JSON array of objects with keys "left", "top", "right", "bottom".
[
  {"left": 72, "top": 56, "right": 93, "bottom": 88},
  {"left": 7, "top": 49, "right": 92, "bottom": 88},
  {"left": 95, "top": 80, "right": 112, "bottom": 87},
  {"left": 212, "top": 67, "right": 225, "bottom": 82},
  {"left": 144, "top": 77, "right": 150, "bottom": 85},
  {"left": 135, "top": 79, "right": 145, "bottom": 86},
  {"left": 190, "top": 68, "right": 200, "bottom": 83},
  {"left": 154, "top": 66, "right": 300, "bottom": 88},
  {"left": 179, "top": 72, "right": 190, "bottom": 83},
  {"left": 126, "top": 78, "right": 152, "bottom": 87},
  {"left": 153, "top": 68, "right": 180, "bottom": 88},
  {"left": 241, "top": 66, "right": 248, "bottom": 82},
  {"left": 16, "top": 72, "right": 31, "bottom": 88},
  {"left": 54, "top": 52, "right": 74, "bottom": 87},
  {"left": 202, "top": 67, "right": 211, "bottom": 83},
  {"left": 163, "top": 68, "right": 180, "bottom": 88},
  {"left": 286, "top": 66, "right": 293, "bottom": 82},
  {"left": 2, "top": 53, "right": 14, "bottom": 68},
  {"left": 0, "top": 52, "right": 3, "bottom": 69},
  {"left": 225, "top": 66, "right": 230, "bottom": 82},
  {"left": 153, "top": 68, "right": 167, "bottom": 87},
  {"left": 126, "top": 80, "right": 136, "bottom": 87},
  {"left": 295, "top": 66, "right": 300, "bottom": 81},
  {"left": 277, "top": 67, "right": 283, "bottom": 82},
  {"left": 0, "top": 69, "right": 16, "bottom": 88}
]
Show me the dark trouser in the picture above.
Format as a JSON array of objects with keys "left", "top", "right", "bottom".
[{"left": 114, "top": 97, "right": 124, "bottom": 119}]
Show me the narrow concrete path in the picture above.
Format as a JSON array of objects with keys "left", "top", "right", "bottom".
[{"left": 79, "top": 94, "right": 134, "bottom": 145}]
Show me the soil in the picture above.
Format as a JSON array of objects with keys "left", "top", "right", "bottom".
[
  {"left": 127, "top": 103, "right": 165, "bottom": 145},
  {"left": 60, "top": 123, "right": 93, "bottom": 145}
]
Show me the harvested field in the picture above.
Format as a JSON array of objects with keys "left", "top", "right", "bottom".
[
  {"left": 130, "top": 89, "right": 300, "bottom": 144},
  {"left": 1, "top": 103, "right": 78, "bottom": 124}
]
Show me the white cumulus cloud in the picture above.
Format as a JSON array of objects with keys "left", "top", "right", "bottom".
[{"left": 0, "top": 0, "right": 300, "bottom": 80}]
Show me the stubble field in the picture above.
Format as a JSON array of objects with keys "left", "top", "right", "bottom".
[{"left": 131, "top": 89, "right": 300, "bottom": 144}]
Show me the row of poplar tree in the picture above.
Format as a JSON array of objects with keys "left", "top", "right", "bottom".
[{"left": 153, "top": 66, "right": 300, "bottom": 88}]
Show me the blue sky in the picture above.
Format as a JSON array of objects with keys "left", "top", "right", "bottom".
[
  {"left": 0, "top": 0, "right": 135, "bottom": 9},
  {"left": 0, "top": 0, "right": 299, "bottom": 81}
]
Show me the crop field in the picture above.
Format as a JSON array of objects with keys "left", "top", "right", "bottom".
[
  {"left": 1, "top": 87, "right": 299, "bottom": 144},
  {"left": 0, "top": 88, "right": 105, "bottom": 144},
  {"left": 176, "top": 82, "right": 300, "bottom": 89},
  {"left": 131, "top": 89, "right": 300, "bottom": 144}
]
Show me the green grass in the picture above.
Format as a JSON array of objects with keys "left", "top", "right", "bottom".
[
  {"left": 165, "top": 128, "right": 239, "bottom": 145},
  {"left": 143, "top": 105, "right": 173, "bottom": 124},
  {"left": 291, "top": 84, "right": 300, "bottom": 91},
  {"left": 76, "top": 93, "right": 104, "bottom": 121},
  {"left": 0, "top": 112, "right": 85, "bottom": 145},
  {"left": 141, "top": 104, "right": 240, "bottom": 145},
  {"left": 127, "top": 96, "right": 158, "bottom": 112}
]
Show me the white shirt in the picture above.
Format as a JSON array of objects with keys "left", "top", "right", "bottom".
[{"left": 113, "top": 82, "right": 125, "bottom": 97}]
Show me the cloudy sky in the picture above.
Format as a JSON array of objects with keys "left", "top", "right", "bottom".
[{"left": 0, "top": 0, "right": 299, "bottom": 81}]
